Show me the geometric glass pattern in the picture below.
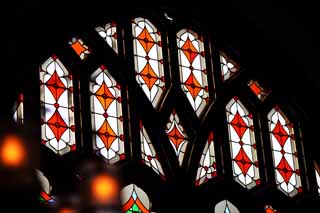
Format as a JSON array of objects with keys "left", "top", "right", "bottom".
[
  {"left": 265, "top": 205, "right": 280, "bottom": 213},
  {"left": 248, "top": 80, "right": 270, "bottom": 101},
  {"left": 315, "top": 165, "right": 320, "bottom": 195},
  {"left": 69, "top": 37, "right": 91, "bottom": 60},
  {"left": 13, "top": 93, "right": 24, "bottom": 125},
  {"left": 165, "top": 110, "right": 188, "bottom": 166},
  {"left": 220, "top": 51, "right": 240, "bottom": 81},
  {"left": 268, "top": 106, "right": 302, "bottom": 197},
  {"left": 121, "top": 184, "right": 151, "bottom": 213},
  {"left": 140, "top": 122, "right": 165, "bottom": 178},
  {"left": 226, "top": 97, "right": 260, "bottom": 189},
  {"left": 177, "top": 29, "right": 209, "bottom": 117},
  {"left": 215, "top": 200, "right": 239, "bottom": 213},
  {"left": 132, "top": 17, "right": 165, "bottom": 108},
  {"left": 36, "top": 169, "right": 55, "bottom": 204},
  {"left": 90, "top": 65, "right": 125, "bottom": 164},
  {"left": 40, "top": 55, "right": 76, "bottom": 155},
  {"left": 95, "top": 22, "right": 118, "bottom": 53},
  {"left": 195, "top": 132, "right": 217, "bottom": 186}
]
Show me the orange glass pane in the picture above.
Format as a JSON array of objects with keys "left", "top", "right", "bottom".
[
  {"left": 248, "top": 80, "right": 270, "bottom": 101},
  {"left": 69, "top": 37, "right": 91, "bottom": 60}
]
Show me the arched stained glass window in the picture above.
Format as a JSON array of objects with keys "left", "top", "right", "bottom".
[
  {"left": 36, "top": 169, "right": 55, "bottom": 204},
  {"left": 215, "top": 200, "right": 239, "bottom": 213},
  {"left": 177, "top": 29, "right": 209, "bottom": 116},
  {"left": 90, "top": 65, "right": 125, "bottom": 164},
  {"left": 140, "top": 122, "right": 165, "bottom": 178},
  {"left": 121, "top": 184, "right": 151, "bottom": 213},
  {"left": 69, "top": 37, "right": 91, "bottom": 60},
  {"left": 165, "top": 110, "right": 188, "bottom": 166},
  {"left": 132, "top": 17, "right": 165, "bottom": 108},
  {"left": 265, "top": 205, "right": 279, "bottom": 213},
  {"left": 220, "top": 51, "right": 239, "bottom": 81},
  {"left": 40, "top": 55, "right": 76, "bottom": 155},
  {"left": 226, "top": 97, "right": 260, "bottom": 189},
  {"left": 195, "top": 131, "right": 217, "bottom": 186},
  {"left": 95, "top": 22, "right": 118, "bottom": 53},
  {"left": 13, "top": 93, "right": 24, "bottom": 125},
  {"left": 268, "top": 107, "right": 302, "bottom": 197}
]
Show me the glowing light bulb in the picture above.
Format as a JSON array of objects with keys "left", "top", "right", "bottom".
[
  {"left": 58, "top": 208, "right": 75, "bottom": 213},
  {"left": 91, "top": 174, "right": 118, "bottom": 205},
  {"left": 0, "top": 135, "right": 26, "bottom": 167}
]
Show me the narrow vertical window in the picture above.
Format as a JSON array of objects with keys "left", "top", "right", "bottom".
[
  {"left": 226, "top": 97, "right": 260, "bottom": 189},
  {"left": 220, "top": 51, "right": 239, "bottom": 81},
  {"left": 248, "top": 80, "right": 269, "bottom": 101},
  {"left": 165, "top": 110, "right": 188, "bottom": 166},
  {"left": 268, "top": 106, "right": 302, "bottom": 197},
  {"left": 177, "top": 29, "right": 209, "bottom": 116},
  {"left": 132, "top": 17, "right": 165, "bottom": 108},
  {"left": 40, "top": 55, "right": 76, "bottom": 155},
  {"left": 69, "top": 37, "right": 91, "bottom": 60},
  {"left": 95, "top": 22, "right": 118, "bottom": 53},
  {"left": 90, "top": 65, "right": 125, "bottom": 164},
  {"left": 315, "top": 165, "right": 320, "bottom": 195},
  {"left": 265, "top": 205, "right": 279, "bottom": 213},
  {"left": 13, "top": 93, "right": 24, "bottom": 125},
  {"left": 140, "top": 121, "right": 165, "bottom": 178},
  {"left": 215, "top": 200, "right": 239, "bottom": 213},
  {"left": 121, "top": 184, "right": 151, "bottom": 213},
  {"left": 195, "top": 132, "right": 217, "bottom": 186}
]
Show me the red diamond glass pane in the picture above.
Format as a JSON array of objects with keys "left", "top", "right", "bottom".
[
  {"left": 40, "top": 55, "right": 76, "bottom": 155},
  {"left": 132, "top": 17, "right": 165, "bottom": 108},
  {"left": 248, "top": 80, "right": 269, "bottom": 101},
  {"left": 268, "top": 107, "right": 302, "bottom": 197},
  {"left": 95, "top": 22, "right": 118, "bottom": 53},
  {"left": 90, "top": 65, "right": 125, "bottom": 164},
  {"left": 226, "top": 97, "right": 260, "bottom": 189},
  {"left": 177, "top": 29, "right": 209, "bottom": 117}
]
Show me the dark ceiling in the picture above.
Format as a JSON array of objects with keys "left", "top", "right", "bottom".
[{"left": 1, "top": 0, "right": 320, "bottom": 158}]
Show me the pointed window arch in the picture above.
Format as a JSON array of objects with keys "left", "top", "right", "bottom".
[
  {"left": 95, "top": 22, "right": 118, "bottom": 53},
  {"left": 132, "top": 17, "right": 165, "bottom": 108},
  {"left": 121, "top": 184, "right": 151, "bottom": 213},
  {"left": 226, "top": 97, "right": 260, "bottom": 189},
  {"left": 268, "top": 106, "right": 302, "bottom": 197},
  {"left": 220, "top": 51, "right": 239, "bottom": 81},
  {"left": 40, "top": 55, "right": 76, "bottom": 155},
  {"left": 215, "top": 200, "right": 239, "bottom": 213},
  {"left": 90, "top": 65, "right": 125, "bottom": 164},
  {"left": 177, "top": 29, "right": 209, "bottom": 116}
]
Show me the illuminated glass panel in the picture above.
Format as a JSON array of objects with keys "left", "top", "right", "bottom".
[
  {"left": 132, "top": 17, "right": 165, "bottom": 108},
  {"left": 226, "top": 97, "right": 260, "bottom": 189},
  {"left": 140, "top": 122, "right": 165, "bottom": 178},
  {"left": 248, "top": 80, "right": 269, "bottom": 101},
  {"left": 40, "top": 55, "right": 76, "bottom": 155},
  {"left": 265, "top": 205, "right": 280, "bottom": 213},
  {"left": 90, "top": 65, "right": 125, "bottom": 164},
  {"left": 121, "top": 184, "right": 151, "bottom": 213},
  {"left": 69, "top": 37, "right": 91, "bottom": 60},
  {"left": 95, "top": 22, "right": 118, "bottom": 53},
  {"left": 195, "top": 132, "right": 217, "bottom": 186},
  {"left": 13, "top": 93, "right": 24, "bottom": 125},
  {"left": 315, "top": 166, "right": 320, "bottom": 195},
  {"left": 165, "top": 110, "right": 188, "bottom": 166},
  {"left": 268, "top": 106, "right": 302, "bottom": 197},
  {"left": 36, "top": 169, "right": 55, "bottom": 204},
  {"left": 220, "top": 51, "right": 240, "bottom": 81},
  {"left": 177, "top": 29, "right": 209, "bottom": 116},
  {"left": 215, "top": 200, "right": 239, "bottom": 213}
]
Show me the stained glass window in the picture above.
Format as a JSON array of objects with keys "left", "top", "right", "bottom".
[
  {"left": 215, "top": 200, "right": 239, "bottom": 213},
  {"left": 132, "top": 17, "right": 165, "bottom": 108},
  {"left": 90, "top": 65, "right": 125, "bottom": 164},
  {"left": 165, "top": 110, "right": 188, "bottom": 166},
  {"left": 95, "top": 22, "right": 118, "bottom": 53},
  {"left": 69, "top": 37, "right": 91, "bottom": 60},
  {"left": 140, "top": 122, "right": 165, "bottom": 178},
  {"left": 36, "top": 169, "right": 55, "bottom": 204},
  {"left": 268, "top": 106, "right": 302, "bottom": 197},
  {"left": 121, "top": 184, "right": 151, "bottom": 213},
  {"left": 248, "top": 80, "right": 269, "bottom": 101},
  {"left": 40, "top": 55, "right": 76, "bottom": 155},
  {"left": 265, "top": 205, "right": 280, "bottom": 213},
  {"left": 13, "top": 93, "right": 24, "bottom": 125},
  {"left": 315, "top": 165, "right": 320, "bottom": 195},
  {"left": 195, "top": 132, "right": 217, "bottom": 186},
  {"left": 226, "top": 97, "right": 260, "bottom": 189},
  {"left": 220, "top": 51, "right": 240, "bottom": 81},
  {"left": 177, "top": 29, "right": 209, "bottom": 116}
]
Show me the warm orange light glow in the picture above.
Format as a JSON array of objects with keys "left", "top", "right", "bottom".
[
  {"left": 58, "top": 208, "right": 75, "bottom": 213},
  {"left": 91, "top": 174, "right": 119, "bottom": 205},
  {"left": 0, "top": 135, "right": 26, "bottom": 167}
]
